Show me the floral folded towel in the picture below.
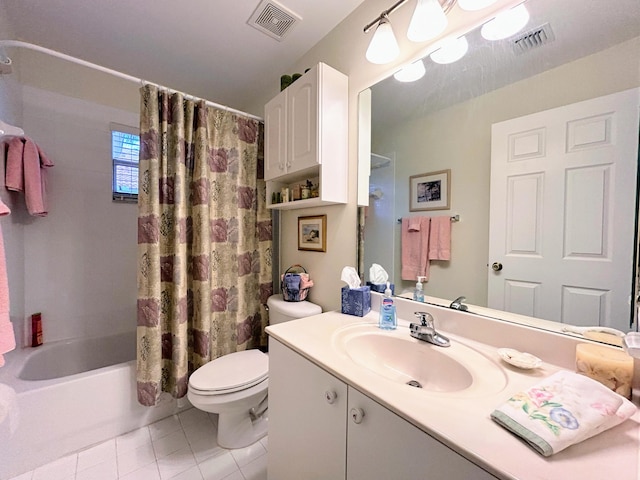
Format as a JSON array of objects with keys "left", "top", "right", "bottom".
[{"left": 491, "top": 370, "right": 637, "bottom": 457}]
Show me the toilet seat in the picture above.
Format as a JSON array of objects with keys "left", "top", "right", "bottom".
[{"left": 188, "top": 349, "right": 268, "bottom": 396}]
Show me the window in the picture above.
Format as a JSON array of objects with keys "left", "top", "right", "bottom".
[{"left": 111, "top": 123, "right": 140, "bottom": 203}]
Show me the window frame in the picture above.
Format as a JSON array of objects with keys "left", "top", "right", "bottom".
[{"left": 110, "top": 123, "right": 140, "bottom": 203}]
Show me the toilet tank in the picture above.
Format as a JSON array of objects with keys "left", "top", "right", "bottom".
[{"left": 267, "top": 294, "right": 322, "bottom": 325}]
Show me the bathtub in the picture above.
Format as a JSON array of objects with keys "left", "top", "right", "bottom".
[{"left": 0, "top": 331, "right": 190, "bottom": 480}]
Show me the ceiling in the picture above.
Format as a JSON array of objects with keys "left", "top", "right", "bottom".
[
  {"left": 0, "top": 0, "right": 366, "bottom": 114},
  {"left": 371, "top": 0, "right": 640, "bottom": 136}
]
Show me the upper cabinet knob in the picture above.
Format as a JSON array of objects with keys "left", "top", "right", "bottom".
[
  {"left": 325, "top": 390, "right": 337, "bottom": 404},
  {"left": 492, "top": 262, "right": 503, "bottom": 272}
]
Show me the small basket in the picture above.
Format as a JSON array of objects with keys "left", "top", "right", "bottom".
[{"left": 280, "top": 264, "right": 313, "bottom": 302}]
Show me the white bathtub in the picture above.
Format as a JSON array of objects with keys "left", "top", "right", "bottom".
[{"left": 0, "top": 332, "right": 189, "bottom": 479}]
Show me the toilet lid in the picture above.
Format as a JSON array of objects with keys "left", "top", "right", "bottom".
[{"left": 189, "top": 349, "right": 268, "bottom": 395}]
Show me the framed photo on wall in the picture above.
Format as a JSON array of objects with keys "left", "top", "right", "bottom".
[
  {"left": 409, "top": 169, "right": 451, "bottom": 212},
  {"left": 298, "top": 215, "right": 327, "bottom": 252}
]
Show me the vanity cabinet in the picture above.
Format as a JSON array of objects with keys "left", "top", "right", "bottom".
[
  {"left": 268, "top": 339, "right": 498, "bottom": 480},
  {"left": 264, "top": 62, "right": 348, "bottom": 210}
]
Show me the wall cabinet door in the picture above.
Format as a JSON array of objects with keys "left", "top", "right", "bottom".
[
  {"left": 267, "top": 339, "right": 348, "bottom": 480},
  {"left": 264, "top": 91, "right": 287, "bottom": 181},
  {"left": 346, "top": 388, "right": 498, "bottom": 480},
  {"left": 287, "top": 70, "right": 318, "bottom": 174}
]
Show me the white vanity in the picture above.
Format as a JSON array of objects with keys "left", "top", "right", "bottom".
[{"left": 266, "top": 295, "right": 640, "bottom": 480}]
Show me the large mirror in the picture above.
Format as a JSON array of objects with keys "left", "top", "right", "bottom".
[{"left": 359, "top": 0, "right": 640, "bottom": 335}]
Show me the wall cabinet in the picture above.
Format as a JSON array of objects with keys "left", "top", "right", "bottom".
[
  {"left": 264, "top": 63, "right": 348, "bottom": 210},
  {"left": 268, "top": 339, "right": 498, "bottom": 480}
]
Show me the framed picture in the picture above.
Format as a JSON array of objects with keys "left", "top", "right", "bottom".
[
  {"left": 409, "top": 169, "right": 451, "bottom": 212},
  {"left": 298, "top": 215, "right": 327, "bottom": 252}
]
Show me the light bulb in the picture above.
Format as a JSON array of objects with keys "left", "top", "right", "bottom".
[
  {"left": 393, "top": 60, "right": 426, "bottom": 82},
  {"left": 481, "top": 4, "right": 530, "bottom": 41},
  {"left": 366, "top": 15, "right": 400, "bottom": 64},
  {"left": 407, "top": 0, "right": 448, "bottom": 43},
  {"left": 430, "top": 36, "right": 469, "bottom": 64},
  {"left": 457, "top": 0, "right": 498, "bottom": 11}
]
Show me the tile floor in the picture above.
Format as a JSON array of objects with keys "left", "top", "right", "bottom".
[{"left": 9, "top": 408, "right": 268, "bottom": 480}]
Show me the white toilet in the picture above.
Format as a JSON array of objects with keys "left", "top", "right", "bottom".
[{"left": 187, "top": 294, "right": 321, "bottom": 448}]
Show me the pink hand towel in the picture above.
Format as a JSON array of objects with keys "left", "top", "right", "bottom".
[
  {"left": 401, "top": 217, "right": 431, "bottom": 280},
  {"left": 428, "top": 216, "right": 451, "bottom": 261},
  {"left": 0, "top": 199, "right": 14, "bottom": 367},
  {"left": 408, "top": 216, "right": 421, "bottom": 231},
  {"left": 5, "top": 136, "right": 54, "bottom": 216}
]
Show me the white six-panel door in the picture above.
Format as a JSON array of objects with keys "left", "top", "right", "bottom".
[{"left": 488, "top": 88, "right": 639, "bottom": 331}]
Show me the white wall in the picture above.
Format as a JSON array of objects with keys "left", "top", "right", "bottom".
[
  {"left": 373, "top": 36, "right": 640, "bottom": 306},
  {"left": 20, "top": 86, "right": 139, "bottom": 342}
]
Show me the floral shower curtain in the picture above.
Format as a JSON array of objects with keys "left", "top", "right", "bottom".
[{"left": 136, "top": 85, "right": 272, "bottom": 407}]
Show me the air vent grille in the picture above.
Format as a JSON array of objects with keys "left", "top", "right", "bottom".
[
  {"left": 248, "top": 0, "right": 301, "bottom": 41},
  {"left": 513, "top": 23, "right": 555, "bottom": 54}
]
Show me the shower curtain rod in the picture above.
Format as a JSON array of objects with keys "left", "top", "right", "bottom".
[{"left": 0, "top": 40, "right": 263, "bottom": 122}]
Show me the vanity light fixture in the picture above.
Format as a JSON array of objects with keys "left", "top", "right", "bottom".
[
  {"left": 393, "top": 59, "right": 426, "bottom": 82},
  {"left": 429, "top": 35, "right": 469, "bottom": 64},
  {"left": 481, "top": 3, "right": 530, "bottom": 41},
  {"left": 365, "top": 13, "right": 401, "bottom": 64},
  {"left": 364, "top": 0, "right": 456, "bottom": 64},
  {"left": 407, "top": 0, "right": 448, "bottom": 42},
  {"left": 457, "top": 0, "right": 498, "bottom": 11}
]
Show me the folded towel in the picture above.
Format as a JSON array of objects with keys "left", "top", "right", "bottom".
[
  {"left": 428, "top": 216, "right": 451, "bottom": 260},
  {"left": 491, "top": 370, "right": 637, "bottom": 457},
  {"left": 5, "top": 136, "right": 54, "bottom": 216},
  {"left": 401, "top": 217, "right": 430, "bottom": 280},
  {"left": 408, "top": 216, "right": 421, "bottom": 231}
]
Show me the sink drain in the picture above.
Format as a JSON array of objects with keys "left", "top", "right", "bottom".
[{"left": 406, "top": 380, "right": 423, "bottom": 389}]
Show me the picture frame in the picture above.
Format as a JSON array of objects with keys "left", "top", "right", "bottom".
[
  {"left": 409, "top": 169, "right": 451, "bottom": 212},
  {"left": 298, "top": 215, "right": 327, "bottom": 252}
]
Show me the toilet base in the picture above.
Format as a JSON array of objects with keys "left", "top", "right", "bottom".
[{"left": 217, "top": 409, "right": 268, "bottom": 449}]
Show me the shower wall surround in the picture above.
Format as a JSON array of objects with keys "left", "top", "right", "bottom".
[{"left": 11, "top": 85, "right": 138, "bottom": 344}]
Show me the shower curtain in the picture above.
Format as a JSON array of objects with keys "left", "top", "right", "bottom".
[{"left": 136, "top": 85, "right": 272, "bottom": 406}]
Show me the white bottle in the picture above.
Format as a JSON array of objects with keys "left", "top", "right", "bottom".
[{"left": 413, "top": 276, "right": 425, "bottom": 302}]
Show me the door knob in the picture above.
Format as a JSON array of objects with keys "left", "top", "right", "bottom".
[
  {"left": 491, "top": 262, "right": 503, "bottom": 272},
  {"left": 350, "top": 407, "right": 365, "bottom": 424}
]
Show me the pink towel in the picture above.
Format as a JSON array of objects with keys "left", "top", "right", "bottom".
[
  {"left": 401, "top": 217, "right": 431, "bottom": 280},
  {"left": 428, "top": 216, "right": 451, "bottom": 260},
  {"left": 0, "top": 199, "right": 14, "bottom": 367},
  {"left": 5, "top": 136, "right": 54, "bottom": 216},
  {"left": 408, "top": 216, "right": 421, "bottom": 231}
]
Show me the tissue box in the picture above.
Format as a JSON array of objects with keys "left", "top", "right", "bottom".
[
  {"left": 366, "top": 282, "right": 394, "bottom": 295},
  {"left": 341, "top": 286, "right": 371, "bottom": 317}
]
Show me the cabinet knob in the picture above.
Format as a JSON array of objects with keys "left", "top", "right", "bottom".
[
  {"left": 325, "top": 390, "right": 338, "bottom": 404},
  {"left": 350, "top": 407, "right": 365, "bottom": 424}
]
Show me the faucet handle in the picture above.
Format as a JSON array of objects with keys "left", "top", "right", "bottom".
[{"left": 414, "top": 311, "right": 434, "bottom": 328}]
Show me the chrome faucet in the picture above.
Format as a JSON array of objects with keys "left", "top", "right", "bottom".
[
  {"left": 410, "top": 312, "right": 450, "bottom": 347},
  {"left": 449, "top": 296, "right": 468, "bottom": 311}
]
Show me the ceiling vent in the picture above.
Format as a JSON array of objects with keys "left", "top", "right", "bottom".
[
  {"left": 248, "top": 0, "right": 302, "bottom": 41},
  {"left": 513, "top": 23, "right": 555, "bottom": 54}
]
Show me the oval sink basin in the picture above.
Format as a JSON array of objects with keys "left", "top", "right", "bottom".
[{"left": 332, "top": 324, "right": 507, "bottom": 397}]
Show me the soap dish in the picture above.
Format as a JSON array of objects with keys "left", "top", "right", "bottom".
[{"left": 497, "top": 348, "right": 542, "bottom": 370}]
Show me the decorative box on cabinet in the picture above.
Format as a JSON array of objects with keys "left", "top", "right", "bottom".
[
  {"left": 267, "top": 338, "right": 498, "bottom": 480},
  {"left": 264, "top": 62, "right": 348, "bottom": 210}
]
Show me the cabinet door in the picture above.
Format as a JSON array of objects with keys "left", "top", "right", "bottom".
[
  {"left": 287, "top": 70, "right": 318, "bottom": 174},
  {"left": 347, "top": 388, "right": 498, "bottom": 480},
  {"left": 264, "top": 91, "right": 287, "bottom": 181},
  {"left": 268, "top": 340, "right": 347, "bottom": 480}
]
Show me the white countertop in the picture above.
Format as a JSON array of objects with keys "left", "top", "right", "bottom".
[{"left": 266, "top": 302, "right": 640, "bottom": 480}]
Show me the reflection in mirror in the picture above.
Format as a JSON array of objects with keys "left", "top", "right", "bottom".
[{"left": 359, "top": 0, "right": 640, "bottom": 335}]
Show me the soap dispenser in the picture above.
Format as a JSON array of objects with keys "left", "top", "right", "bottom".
[
  {"left": 413, "top": 276, "right": 425, "bottom": 302},
  {"left": 379, "top": 282, "right": 397, "bottom": 330}
]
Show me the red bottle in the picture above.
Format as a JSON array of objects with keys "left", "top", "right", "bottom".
[{"left": 31, "top": 313, "right": 42, "bottom": 347}]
